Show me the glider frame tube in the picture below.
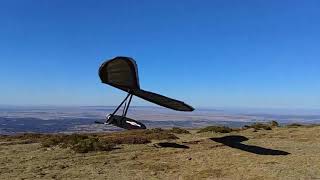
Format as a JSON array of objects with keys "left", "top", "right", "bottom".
[{"left": 111, "top": 93, "right": 133, "bottom": 117}]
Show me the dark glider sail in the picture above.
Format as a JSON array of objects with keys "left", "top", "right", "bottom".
[
  {"left": 99, "top": 56, "right": 194, "bottom": 111},
  {"left": 132, "top": 89, "right": 193, "bottom": 111},
  {"left": 99, "top": 57, "right": 140, "bottom": 90}
]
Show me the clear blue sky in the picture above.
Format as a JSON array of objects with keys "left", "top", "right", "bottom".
[{"left": 0, "top": 0, "right": 319, "bottom": 109}]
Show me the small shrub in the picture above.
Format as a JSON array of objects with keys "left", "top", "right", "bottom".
[
  {"left": 146, "top": 128, "right": 165, "bottom": 134},
  {"left": 61, "top": 134, "right": 89, "bottom": 147},
  {"left": 105, "top": 136, "right": 151, "bottom": 144},
  {"left": 41, "top": 136, "right": 63, "bottom": 147},
  {"left": 169, "top": 127, "right": 190, "bottom": 134},
  {"left": 264, "top": 126, "right": 272, "bottom": 130},
  {"left": 8, "top": 129, "right": 179, "bottom": 153},
  {"left": 243, "top": 123, "right": 272, "bottom": 130},
  {"left": 197, "top": 126, "right": 233, "bottom": 133},
  {"left": 41, "top": 134, "right": 115, "bottom": 153},
  {"left": 270, "top": 120, "right": 279, "bottom": 127},
  {"left": 71, "top": 138, "right": 115, "bottom": 153},
  {"left": 97, "top": 129, "right": 178, "bottom": 145},
  {"left": 286, "top": 123, "right": 303, "bottom": 128}
]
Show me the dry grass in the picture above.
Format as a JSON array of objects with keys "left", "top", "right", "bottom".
[
  {"left": 97, "top": 128, "right": 178, "bottom": 143},
  {"left": 286, "top": 123, "right": 320, "bottom": 128},
  {"left": 40, "top": 134, "right": 112, "bottom": 152},
  {"left": 1, "top": 126, "right": 320, "bottom": 179},
  {"left": 39, "top": 134, "right": 116, "bottom": 153},
  {"left": 0, "top": 129, "right": 179, "bottom": 153},
  {"left": 71, "top": 138, "right": 115, "bottom": 153},
  {"left": 0, "top": 133, "right": 50, "bottom": 143}
]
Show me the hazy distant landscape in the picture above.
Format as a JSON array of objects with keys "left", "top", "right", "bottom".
[{"left": 1, "top": 106, "right": 319, "bottom": 134}]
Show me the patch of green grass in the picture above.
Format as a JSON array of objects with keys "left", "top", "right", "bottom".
[{"left": 197, "top": 126, "right": 233, "bottom": 133}]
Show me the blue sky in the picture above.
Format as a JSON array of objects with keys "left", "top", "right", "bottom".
[{"left": 0, "top": 0, "right": 319, "bottom": 109}]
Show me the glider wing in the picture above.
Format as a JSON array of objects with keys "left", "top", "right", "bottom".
[
  {"left": 131, "top": 89, "right": 194, "bottom": 111},
  {"left": 99, "top": 56, "right": 194, "bottom": 112}
]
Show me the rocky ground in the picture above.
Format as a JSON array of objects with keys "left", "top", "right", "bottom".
[{"left": 0, "top": 125, "right": 320, "bottom": 180}]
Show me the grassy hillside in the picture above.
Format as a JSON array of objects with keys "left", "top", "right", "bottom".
[{"left": 0, "top": 125, "right": 320, "bottom": 179}]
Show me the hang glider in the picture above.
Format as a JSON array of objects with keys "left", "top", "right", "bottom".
[{"left": 95, "top": 56, "right": 194, "bottom": 130}]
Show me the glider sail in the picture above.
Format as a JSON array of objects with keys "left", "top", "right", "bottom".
[
  {"left": 131, "top": 89, "right": 194, "bottom": 111},
  {"left": 99, "top": 56, "right": 194, "bottom": 112},
  {"left": 99, "top": 57, "right": 140, "bottom": 90}
]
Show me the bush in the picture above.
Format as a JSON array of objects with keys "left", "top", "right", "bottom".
[
  {"left": 197, "top": 126, "right": 233, "bottom": 133},
  {"left": 41, "top": 135, "right": 63, "bottom": 147},
  {"left": 270, "top": 120, "right": 279, "bottom": 127},
  {"left": 101, "top": 129, "right": 179, "bottom": 143},
  {"left": 41, "top": 134, "right": 115, "bottom": 153},
  {"left": 71, "top": 138, "right": 115, "bottom": 153},
  {"left": 61, "top": 134, "right": 89, "bottom": 147},
  {"left": 147, "top": 128, "right": 165, "bottom": 133},
  {"left": 169, "top": 127, "right": 190, "bottom": 134},
  {"left": 104, "top": 135, "right": 151, "bottom": 144},
  {"left": 286, "top": 123, "right": 303, "bottom": 128},
  {"left": 243, "top": 123, "right": 272, "bottom": 130},
  {"left": 9, "top": 129, "right": 179, "bottom": 153}
]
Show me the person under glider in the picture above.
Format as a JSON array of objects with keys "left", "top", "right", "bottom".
[{"left": 95, "top": 56, "right": 194, "bottom": 130}]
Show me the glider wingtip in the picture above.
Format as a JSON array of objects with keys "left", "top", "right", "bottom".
[
  {"left": 185, "top": 105, "right": 195, "bottom": 112},
  {"left": 176, "top": 103, "right": 194, "bottom": 111}
]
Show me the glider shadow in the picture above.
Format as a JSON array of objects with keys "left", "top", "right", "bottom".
[
  {"left": 210, "top": 135, "right": 290, "bottom": 156},
  {"left": 155, "top": 142, "right": 190, "bottom": 149}
]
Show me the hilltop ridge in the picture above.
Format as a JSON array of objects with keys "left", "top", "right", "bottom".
[{"left": 1, "top": 124, "right": 320, "bottom": 179}]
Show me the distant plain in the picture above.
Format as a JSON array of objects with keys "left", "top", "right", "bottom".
[{"left": 1, "top": 106, "right": 319, "bottom": 134}]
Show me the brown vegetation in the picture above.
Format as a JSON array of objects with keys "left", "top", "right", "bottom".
[
  {"left": 286, "top": 123, "right": 303, "bottom": 128},
  {"left": 241, "top": 120, "right": 282, "bottom": 131},
  {"left": 197, "top": 126, "right": 233, "bottom": 133},
  {"left": 97, "top": 128, "right": 179, "bottom": 143},
  {"left": 270, "top": 120, "right": 279, "bottom": 127},
  {"left": 243, "top": 123, "right": 272, "bottom": 130},
  {"left": 0, "top": 129, "right": 179, "bottom": 153},
  {"left": 40, "top": 134, "right": 115, "bottom": 153},
  {"left": 169, "top": 127, "right": 190, "bottom": 134},
  {"left": 2, "top": 125, "right": 320, "bottom": 179}
]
